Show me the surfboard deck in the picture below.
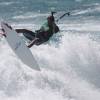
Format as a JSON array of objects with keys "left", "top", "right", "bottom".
[{"left": 1, "top": 22, "right": 40, "bottom": 71}]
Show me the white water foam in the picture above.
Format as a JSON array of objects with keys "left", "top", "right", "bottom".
[{"left": 0, "top": 29, "right": 100, "bottom": 100}]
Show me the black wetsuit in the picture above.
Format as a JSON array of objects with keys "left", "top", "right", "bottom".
[{"left": 15, "top": 22, "right": 59, "bottom": 45}]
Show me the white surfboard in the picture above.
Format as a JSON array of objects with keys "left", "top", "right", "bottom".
[{"left": 1, "top": 22, "right": 40, "bottom": 71}]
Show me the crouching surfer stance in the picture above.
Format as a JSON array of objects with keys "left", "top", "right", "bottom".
[
  {"left": 0, "top": 14, "right": 59, "bottom": 48},
  {"left": 16, "top": 14, "right": 59, "bottom": 48}
]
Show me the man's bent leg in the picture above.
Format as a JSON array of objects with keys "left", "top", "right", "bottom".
[{"left": 15, "top": 29, "right": 36, "bottom": 40}]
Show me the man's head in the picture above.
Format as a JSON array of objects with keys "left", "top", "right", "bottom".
[{"left": 47, "top": 16, "right": 55, "bottom": 23}]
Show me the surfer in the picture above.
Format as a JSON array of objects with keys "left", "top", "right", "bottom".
[{"left": 15, "top": 15, "right": 59, "bottom": 48}]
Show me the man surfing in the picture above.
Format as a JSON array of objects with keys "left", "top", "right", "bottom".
[
  {"left": 1, "top": 13, "right": 59, "bottom": 48},
  {"left": 15, "top": 14, "right": 59, "bottom": 48},
  {"left": 1, "top": 11, "right": 71, "bottom": 48}
]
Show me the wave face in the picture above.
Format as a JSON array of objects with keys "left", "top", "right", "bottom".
[{"left": 0, "top": 0, "right": 100, "bottom": 100}]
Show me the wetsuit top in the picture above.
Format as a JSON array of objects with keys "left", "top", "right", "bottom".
[
  {"left": 36, "top": 21, "right": 59, "bottom": 41},
  {"left": 40, "top": 21, "right": 49, "bottom": 32}
]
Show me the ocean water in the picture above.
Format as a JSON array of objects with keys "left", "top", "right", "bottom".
[{"left": 0, "top": 0, "right": 100, "bottom": 100}]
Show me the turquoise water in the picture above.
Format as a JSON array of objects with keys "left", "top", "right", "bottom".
[{"left": 0, "top": 0, "right": 100, "bottom": 20}]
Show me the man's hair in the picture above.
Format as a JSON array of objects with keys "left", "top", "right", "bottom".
[{"left": 47, "top": 16, "right": 55, "bottom": 22}]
